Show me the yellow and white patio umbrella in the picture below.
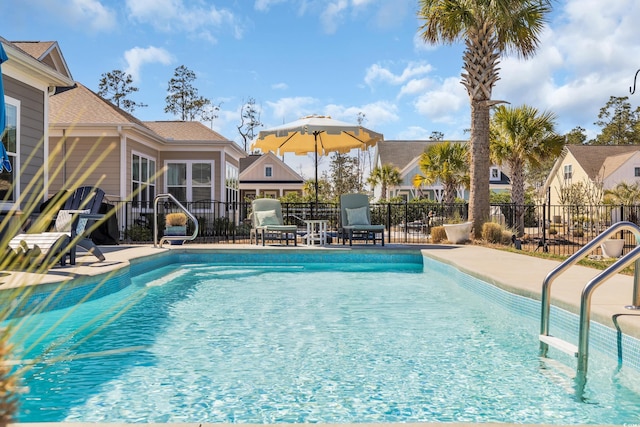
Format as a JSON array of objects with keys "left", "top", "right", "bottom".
[{"left": 252, "top": 115, "right": 383, "bottom": 211}]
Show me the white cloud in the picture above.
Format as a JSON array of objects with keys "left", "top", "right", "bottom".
[
  {"left": 124, "top": 46, "right": 174, "bottom": 81},
  {"left": 364, "top": 61, "right": 433, "bottom": 87},
  {"left": 324, "top": 101, "right": 399, "bottom": 128},
  {"left": 125, "top": 0, "right": 243, "bottom": 42},
  {"left": 272, "top": 82, "right": 289, "bottom": 90},
  {"left": 265, "top": 97, "right": 319, "bottom": 123},
  {"left": 398, "top": 78, "right": 432, "bottom": 98},
  {"left": 320, "top": 0, "right": 349, "bottom": 34},
  {"left": 72, "top": 0, "right": 116, "bottom": 31},
  {"left": 254, "top": 0, "right": 287, "bottom": 12},
  {"left": 414, "top": 77, "right": 467, "bottom": 124}
]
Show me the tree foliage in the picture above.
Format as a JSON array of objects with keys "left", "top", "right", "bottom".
[
  {"left": 164, "top": 65, "right": 213, "bottom": 121},
  {"left": 565, "top": 126, "right": 587, "bottom": 145},
  {"left": 237, "top": 98, "right": 263, "bottom": 152},
  {"left": 591, "top": 96, "right": 640, "bottom": 145},
  {"left": 329, "top": 153, "right": 362, "bottom": 200},
  {"left": 413, "top": 141, "right": 468, "bottom": 205},
  {"left": 368, "top": 164, "right": 402, "bottom": 201},
  {"left": 490, "top": 104, "right": 563, "bottom": 235},
  {"left": 97, "top": 70, "right": 147, "bottom": 112}
]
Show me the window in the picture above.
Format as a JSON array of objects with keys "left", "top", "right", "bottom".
[
  {"left": 226, "top": 162, "right": 239, "bottom": 209},
  {"left": 564, "top": 164, "right": 572, "bottom": 180},
  {"left": 166, "top": 161, "right": 214, "bottom": 202},
  {"left": 635, "top": 167, "right": 640, "bottom": 177},
  {"left": 490, "top": 167, "right": 500, "bottom": 181},
  {"left": 132, "top": 152, "right": 156, "bottom": 209},
  {"left": 0, "top": 99, "right": 18, "bottom": 207},
  {"left": 265, "top": 165, "right": 273, "bottom": 177}
]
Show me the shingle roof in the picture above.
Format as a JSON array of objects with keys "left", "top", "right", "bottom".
[
  {"left": 566, "top": 145, "right": 640, "bottom": 179},
  {"left": 49, "top": 83, "right": 151, "bottom": 130},
  {"left": 240, "top": 154, "right": 262, "bottom": 172},
  {"left": 11, "top": 41, "right": 56, "bottom": 60},
  {"left": 143, "top": 121, "right": 228, "bottom": 142}
]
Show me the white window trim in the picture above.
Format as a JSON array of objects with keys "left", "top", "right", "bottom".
[
  {"left": 0, "top": 96, "right": 20, "bottom": 211},
  {"left": 490, "top": 167, "right": 500, "bottom": 181},
  {"left": 131, "top": 150, "right": 157, "bottom": 211},
  {"left": 264, "top": 164, "right": 273, "bottom": 178},
  {"left": 164, "top": 160, "right": 215, "bottom": 202}
]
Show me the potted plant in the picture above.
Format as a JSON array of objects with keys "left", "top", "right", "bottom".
[
  {"left": 165, "top": 212, "right": 187, "bottom": 245},
  {"left": 442, "top": 212, "right": 472, "bottom": 244}
]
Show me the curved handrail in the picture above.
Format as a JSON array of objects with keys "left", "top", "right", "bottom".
[
  {"left": 153, "top": 194, "right": 199, "bottom": 248},
  {"left": 575, "top": 244, "right": 640, "bottom": 391},
  {"left": 540, "top": 221, "right": 640, "bottom": 355}
]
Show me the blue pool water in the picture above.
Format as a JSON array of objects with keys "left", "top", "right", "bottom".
[{"left": 9, "top": 255, "right": 640, "bottom": 423}]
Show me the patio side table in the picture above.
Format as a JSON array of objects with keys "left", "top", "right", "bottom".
[{"left": 305, "top": 219, "right": 328, "bottom": 246}]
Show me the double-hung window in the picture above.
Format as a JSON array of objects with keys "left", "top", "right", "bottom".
[
  {"left": 0, "top": 98, "right": 18, "bottom": 208},
  {"left": 564, "top": 164, "right": 572, "bottom": 181},
  {"left": 132, "top": 152, "right": 156, "bottom": 209},
  {"left": 166, "top": 161, "right": 214, "bottom": 202}
]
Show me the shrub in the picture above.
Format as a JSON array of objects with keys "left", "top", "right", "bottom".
[
  {"left": 501, "top": 230, "right": 514, "bottom": 245},
  {"left": 482, "top": 222, "right": 503, "bottom": 243},
  {"left": 549, "top": 227, "right": 558, "bottom": 235},
  {"left": 430, "top": 226, "right": 447, "bottom": 243},
  {"left": 573, "top": 229, "right": 584, "bottom": 238}
]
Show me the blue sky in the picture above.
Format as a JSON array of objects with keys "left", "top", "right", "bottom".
[{"left": 3, "top": 0, "right": 640, "bottom": 178}]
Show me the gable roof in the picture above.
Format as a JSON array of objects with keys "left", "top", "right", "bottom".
[
  {"left": 0, "top": 37, "right": 74, "bottom": 87},
  {"left": 11, "top": 40, "right": 72, "bottom": 79},
  {"left": 565, "top": 145, "right": 640, "bottom": 179},
  {"left": 239, "top": 152, "right": 303, "bottom": 182}
]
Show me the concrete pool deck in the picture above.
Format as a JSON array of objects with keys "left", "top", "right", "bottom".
[{"left": 2, "top": 242, "right": 637, "bottom": 427}]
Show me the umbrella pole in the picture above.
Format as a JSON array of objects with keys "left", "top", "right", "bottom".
[{"left": 314, "top": 132, "right": 318, "bottom": 218}]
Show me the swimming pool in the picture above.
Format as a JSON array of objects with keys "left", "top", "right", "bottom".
[{"left": 8, "top": 250, "right": 640, "bottom": 423}]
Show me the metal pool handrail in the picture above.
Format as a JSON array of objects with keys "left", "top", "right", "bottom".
[
  {"left": 153, "top": 194, "right": 199, "bottom": 248},
  {"left": 539, "top": 221, "right": 640, "bottom": 392}
]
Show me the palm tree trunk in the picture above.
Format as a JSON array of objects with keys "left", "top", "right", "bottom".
[
  {"left": 510, "top": 159, "right": 525, "bottom": 236},
  {"left": 469, "top": 100, "right": 491, "bottom": 237}
]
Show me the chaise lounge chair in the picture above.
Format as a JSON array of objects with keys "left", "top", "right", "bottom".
[
  {"left": 339, "top": 193, "right": 384, "bottom": 246},
  {"left": 8, "top": 187, "right": 107, "bottom": 265},
  {"left": 250, "top": 198, "right": 298, "bottom": 246}
]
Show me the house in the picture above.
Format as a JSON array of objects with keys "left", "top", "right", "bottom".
[
  {"left": 372, "top": 140, "right": 510, "bottom": 202},
  {"left": 1, "top": 38, "right": 246, "bottom": 242},
  {"left": 239, "top": 152, "right": 304, "bottom": 201},
  {"left": 545, "top": 144, "right": 640, "bottom": 205},
  {"left": 0, "top": 38, "right": 74, "bottom": 237}
]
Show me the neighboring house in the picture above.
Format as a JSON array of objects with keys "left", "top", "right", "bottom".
[
  {"left": 545, "top": 145, "right": 640, "bottom": 205},
  {"left": 372, "top": 140, "right": 510, "bottom": 202},
  {"left": 0, "top": 38, "right": 74, "bottom": 220},
  {"left": 239, "top": 152, "right": 304, "bottom": 201}
]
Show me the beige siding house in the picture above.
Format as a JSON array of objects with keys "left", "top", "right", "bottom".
[
  {"left": 545, "top": 145, "right": 640, "bottom": 205},
  {"left": 0, "top": 39, "right": 74, "bottom": 218},
  {"left": 48, "top": 83, "right": 246, "bottom": 206},
  {"left": 239, "top": 152, "right": 304, "bottom": 201}
]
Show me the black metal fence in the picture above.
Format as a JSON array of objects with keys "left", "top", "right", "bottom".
[{"left": 106, "top": 200, "right": 640, "bottom": 256}]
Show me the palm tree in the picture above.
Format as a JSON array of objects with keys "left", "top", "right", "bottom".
[
  {"left": 413, "top": 141, "right": 469, "bottom": 206},
  {"left": 604, "top": 182, "right": 640, "bottom": 205},
  {"left": 418, "top": 0, "right": 552, "bottom": 237},
  {"left": 368, "top": 164, "right": 402, "bottom": 200},
  {"left": 490, "top": 104, "right": 563, "bottom": 235}
]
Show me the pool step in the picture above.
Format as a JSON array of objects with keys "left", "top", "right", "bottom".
[
  {"left": 539, "top": 335, "right": 578, "bottom": 357},
  {"left": 538, "top": 357, "right": 576, "bottom": 393}
]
